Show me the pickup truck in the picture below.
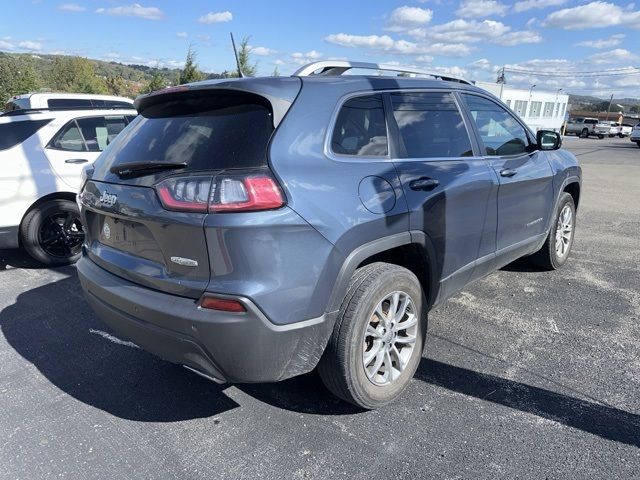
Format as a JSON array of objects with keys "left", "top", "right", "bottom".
[{"left": 565, "top": 117, "right": 610, "bottom": 138}]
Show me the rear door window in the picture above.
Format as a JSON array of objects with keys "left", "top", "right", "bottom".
[
  {"left": 0, "top": 119, "right": 52, "bottom": 150},
  {"left": 52, "top": 121, "right": 85, "bottom": 151},
  {"left": 331, "top": 94, "right": 388, "bottom": 156},
  {"left": 390, "top": 92, "right": 473, "bottom": 158},
  {"left": 461, "top": 94, "right": 531, "bottom": 156},
  {"left": 50, "top": 116, "right": 128, "bottom": 152}
]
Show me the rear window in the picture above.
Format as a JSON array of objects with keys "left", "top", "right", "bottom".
[
  {"left": 0, "top": 119, "right": 51, "bottom": 150},
  {"left": 4, "top": 98, "right": 31, "bottom": 111},
  {"left": 585, "top": 119, "right": 598, "bottom": 124},
  {"left": 93, "top": 91, "right": 274, "bottom": 180},
  {"left": 331, "top": 94, "right": 388, "bottom": 156}
]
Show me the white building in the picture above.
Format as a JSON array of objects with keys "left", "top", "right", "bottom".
[{"left": 475, "top": 81, "right": 569, "bottom": 132}]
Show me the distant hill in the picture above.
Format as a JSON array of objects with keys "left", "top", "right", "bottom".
[
  {"left": 0, "top": 51, "right": 231, "bottom": 99},
  {"left": 568, "top": 93, "right": 639, "bottom": 113}
]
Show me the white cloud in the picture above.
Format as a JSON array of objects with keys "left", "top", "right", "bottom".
[
  {"left": 18, "top": 41, "right": 42, "bottom": 51},
  {"left": 198, "top": 11, "right": 232, "bottom": 24},
  {"left": 409, "top": 19, "right": 541, "bottom": 47},
  {"left": 386, "top": 6, "right": 433, "bottom": 31},
  {"left": 104, "top": 52, "right": 120, "bottom": 59},
  {"left": 574, "top": 34, "right": 625, "bottom": 49},
  {"left": 455, "top": 0, "right": 509, "bottom": 18},
  {"left": 469, "top": 58, "right": 493, "bottom": 71},
  {"left": 0, "top": 40, "right": 14, "bottom": 50},
  {"left": 544, "top": 2, "right": 640, "bottom": 30},
  {"left": 250, "top": 46, "right": 277, "bottom": 56},
  {"left": 96, "top": 4, "right": 164, "bottom": 20},
  {"left": 325, "top": 33, "right": 473, "bottom": 57},
  {"left": 176, "top": 32, "right": 188, "bottom": 38},
  {"left": 514, "top": 0, "right": 567, "bottom": 13},
  {"left": 416, "top": 55, "right": 434, "bottom": 62},
  {"left": 58, "top": 3, "right": 86, "bottom": 12},
  {"left": 291, "top": 50, "right": 323, "bottom": 65},
  {"left": 588, "top": 48, "right": 638, "bottom": 64}
]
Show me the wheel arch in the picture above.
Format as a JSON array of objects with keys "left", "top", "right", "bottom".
[
  {"left": 563, "top": 181, "right": 580, "bottom": 209},
  {"left": 326, "top": 232, "right": 439, "bottom": 313},
  {"left": 19, "top": 191, "right": 78, "bottom": 234}
]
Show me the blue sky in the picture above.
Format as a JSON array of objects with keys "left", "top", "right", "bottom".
[{"left": 2, "top": 1, "right": 640, "bottom": 97}]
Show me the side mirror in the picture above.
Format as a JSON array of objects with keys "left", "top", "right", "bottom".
[{"left": 537, "top": 130, "right": 562, "bottom": 151}]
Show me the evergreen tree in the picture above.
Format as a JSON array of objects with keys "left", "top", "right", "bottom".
[
  {"left": 237, "top": 36, "right": 258, "bottom": 77},
  {"left": 178, "top": 47, "right": 204, "bottom": 84},
  {"left": 144, "top": 73, "right": 166, "bottom": 93}
]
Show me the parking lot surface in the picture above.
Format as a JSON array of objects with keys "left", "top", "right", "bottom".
[{"left": 1, "top": 136, "right": 638, "bottom": 479}]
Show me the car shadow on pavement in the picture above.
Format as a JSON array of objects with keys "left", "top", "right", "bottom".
[
  {"left": 0, "top": 248, "right": 48, "bottom": 270},
  {"left": 1, "top": 274, "right": 239, "bottom": 422},
  {"left": 416, "top": 359, "right": 640, "bottom": 448}
]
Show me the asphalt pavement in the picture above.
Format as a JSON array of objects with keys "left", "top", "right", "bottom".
[{"left": 1, "top": 135, "right": 638, "bottom": 479}]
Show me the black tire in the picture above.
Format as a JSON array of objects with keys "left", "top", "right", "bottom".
[
  {"left": 318, "top": 262, "right": 427, "bottom": 409},
  {"left": 636, "top": 142, "right": 640, "bottom": 148},
  {"left": 580, "top": 128, "right": 589, "bottom": 138},
  {"left": 530, "top": 193, "right": 576, "bottom": 270},
  {"left": 20, "top": 199, "right": 84, "bottom": 266},
  {"left": 598, "top": 134, "right": 604, "bottom": 139}
]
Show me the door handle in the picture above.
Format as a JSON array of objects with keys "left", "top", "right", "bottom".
[
  {"left": 65, "top": 158, "right": 88, "bottom": 164},
  {"left": 500, "top": 168, "right": 517, "bottom": 177},
  {"left": 409, "top": 177, "right": 440, "bottom": 191}
]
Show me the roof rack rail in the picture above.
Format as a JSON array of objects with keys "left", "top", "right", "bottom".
[
  {"left": 1, "top": 105, "right": 136, "bottom": 117},
  {"left": 292, "top": 61, "right": 472, "bottom": 85}
]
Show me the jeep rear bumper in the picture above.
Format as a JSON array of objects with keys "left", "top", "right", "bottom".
[{"left": 77, "top": 256, "right": 335, "bottom": 383}]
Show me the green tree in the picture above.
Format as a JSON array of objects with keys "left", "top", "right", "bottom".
[
  {"left": 48, "top": 56, "right": 107, "bottom": 94},
  {"left": 237, "top": 36, "right": 258, "bottom": 77},
  {"left": 144, "top": 73, "right": 167, "bottom": 93},
  {"left": 178, "top": 47, "right": 204, "bottom": 84},
  {"left": 105, "top": 75, "right": 128, "bottom": 96},
  {"left": 630, "top": 105, "right": 640, "bottom": 114},
  {"left": 0, "top": 55, "right": 41, "bottom": 104}
]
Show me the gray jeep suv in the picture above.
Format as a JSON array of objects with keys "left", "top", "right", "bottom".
[{"left": 77, "top": 61, "right": 581, "bottom": 409}]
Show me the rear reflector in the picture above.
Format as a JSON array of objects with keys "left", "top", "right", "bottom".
[{"left": 200, "top": 296, "right": 246, "bottom": 313}]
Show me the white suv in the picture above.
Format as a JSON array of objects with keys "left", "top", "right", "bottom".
[
  {"left": 4, "top": 92, "right": 133, "bottom": 112},
  {"left": 0, "top": 106, "right": 136, "bottom": 265}
]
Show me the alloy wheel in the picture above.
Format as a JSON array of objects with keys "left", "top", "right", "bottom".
[
  {"left": 362, "top": 291, "right": 418, "bottom": 386},
  {"left": 38, "top": 212, "right": 84, "bottom": 259},
  {"left": 555, "top": 204, "right": 573, "bottom": 259}
]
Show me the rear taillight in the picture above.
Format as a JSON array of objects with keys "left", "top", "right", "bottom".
[{"left": 156, "top": 172, "right": 285, "bottom": 213}]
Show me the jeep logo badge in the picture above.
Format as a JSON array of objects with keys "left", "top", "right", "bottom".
[{"left": 99, "top": 191, "right": 118, "bottom": 208}]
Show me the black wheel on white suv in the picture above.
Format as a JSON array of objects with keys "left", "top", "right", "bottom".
[
  {"left": 318, "top": 262, "right": 427, "bottom": 409},
  {"left": 530, "top": 192, "right": 576, "bottom": 270},
  {"left": 580, "top": 128, "right": 589, "bottom": 138},
  {"left": 20, "top": 199, "right": 84, "bottom": 266}
]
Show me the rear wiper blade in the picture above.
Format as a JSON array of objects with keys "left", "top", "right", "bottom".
[{"left": 110, "top": 161, "right": 187, "bottom": 178}]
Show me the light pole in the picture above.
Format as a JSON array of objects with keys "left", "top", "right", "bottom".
[
  {"left": 554, "top": 88, "right": 563, "bottom": 118},
  {"left": 527, "top": 84, "right": 536, "bottom": 117},
  {"left": 605, "top": 93, "right": 614, "bottom": 121}
]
